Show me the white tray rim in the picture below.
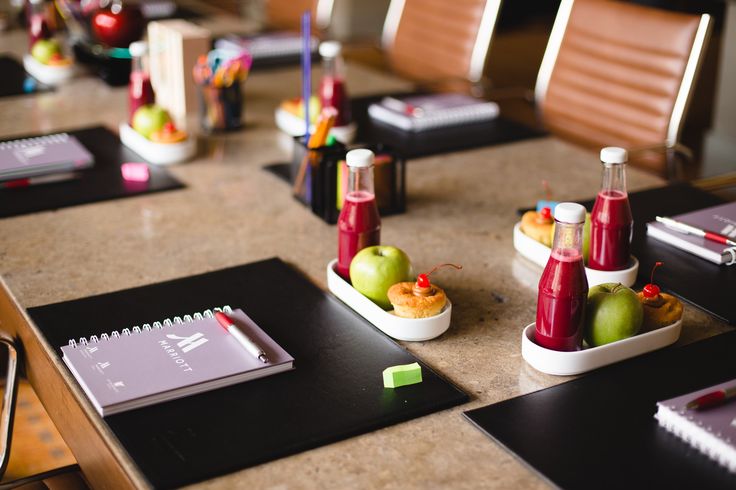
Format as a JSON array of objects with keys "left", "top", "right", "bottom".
[
  {"left": 521, "top": 319, "right": 682, "bottom": 376},
  {"left": 326, "top": 259, "right": 451, "bottom": 341},
  {"left": 512, "top": 222, "right": 639, "bottom": 287},
  {"left": 119, "top": 123, "right": 196, "bottom": 165},
  {"left": 23, "top": 54, "right": 75, "bottom": 86}
]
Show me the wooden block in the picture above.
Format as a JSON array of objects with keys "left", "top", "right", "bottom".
[{"left": 148, "top": 20, "right": 211, "bottom": 129}]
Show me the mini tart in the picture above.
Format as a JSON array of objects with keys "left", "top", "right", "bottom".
[
  {"left": 520, "top": 210, "right": 554, "bottom": 247},
  {"left": 387, "top": 282, "right": 447, "bottom": 319},
  {"left": 150, "top": 128, "right": 188, "bottom": 144},
  {"left": 637, "top": 291, "right": 683, "bottom": 330},
  {"left": 46, "top": 56, "right": 72, "bottom": 67}
]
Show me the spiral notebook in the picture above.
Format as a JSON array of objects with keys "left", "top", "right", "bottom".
[
  {"left": 61, "top": 306, "right": 294, "bottom": 416},
  {"left": 367, "top": 94, "right": 499, "bottom": 132},
  {"left": 656, "top": 379, "right": 736, "bottom": 472},
  {"left": 0, "top": 132, "right": 94, "bottom": 182}
]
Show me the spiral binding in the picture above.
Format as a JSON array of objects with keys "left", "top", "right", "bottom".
[
  {"left": 0, "top": 133, "right": 70, "bottom": 151},
  {"left": 66, "top": 305, "right": 232, "bottom": 348}
]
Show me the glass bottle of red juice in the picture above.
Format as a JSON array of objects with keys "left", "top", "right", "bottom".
[
  {"left": 128, "top": 41, "right": 155, "bottom": 126},
  {"left": 319, "top": 41, "right": 351, "bottom": 127},
  {"left": 336, "top": 149, "right": 381, "bottom": 280},
  {"left": 588, "top": 147, "right": 633, "bottom": 271},
  {"left": 536, "top": 203, "right": 589, "bottom": 351},
  {"left": 27, "top": 0, "right": 51, "bottom": 49}
]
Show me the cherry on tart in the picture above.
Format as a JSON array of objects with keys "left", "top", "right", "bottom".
[
  {"left": 636, "top": 262, "right": 683, "bottom": 330},
  {"left": 387, "top": 264, "right": 461, "bottom": 319}
]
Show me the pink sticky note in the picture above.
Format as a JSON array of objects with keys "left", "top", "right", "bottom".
[{"left": 121, "top": 162, "right": 150, "bottom": 182}]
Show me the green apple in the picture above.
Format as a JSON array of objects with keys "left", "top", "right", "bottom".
[
  {"left": 551, "top": 212, "right": 591, "bottom": 262},
  {"left": 297, "top": 95, "right": 321, "bottom": 123},
  {"left": 584, "top": 282, "right": 643, "bottom": 347},
  {"left": 350, "top": 246, "right": 412, "bottom": 310},
  {"left": 132, "top": 105, "right": 171, "bottom": 139},
  {"left": 31, "top": 39, "right": 62, "bottom": 65}
]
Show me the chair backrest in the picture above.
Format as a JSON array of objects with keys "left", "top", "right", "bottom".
[
  {"left": 535, "top": 0, "right": 710, "bottom": 175},
  {"left": 382, "top": 0, "right": 502, "bottom": 87},
  {"left": 265, "top": 0, "right": 333, "bottom": 32}
]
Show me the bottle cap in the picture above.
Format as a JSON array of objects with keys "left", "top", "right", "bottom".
[
  {"left": 128, "top": 41, "right": 148, "bottom": 58},
  {"left": 554, "top": 202, "right": 586, "bottom": 224},
  {"left": 319, "top": 41, "right": 342, "bottom": 58},
  {"left": 346, "top": 149, "right": 374, "bottom": 168},
  {"left": 600, "top": 147, "right": 628, "bottom": 164}
]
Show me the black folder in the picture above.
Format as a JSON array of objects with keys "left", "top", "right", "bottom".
[
  {"left": 464, "top": 330, "right": 736, "bottom": 490},
  {"left": 352, "top": 94, "right": 545, "bottom": 158},
  {"left": 28, "top": 258, "right": 468, "bottom": 488},
  {"left": 0, "top": 126, "right": 184, "bottom": 219}
]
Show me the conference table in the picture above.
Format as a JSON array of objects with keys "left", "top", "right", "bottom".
[{"left": 0, "top": 26, "right": 731, "bottom": 490}]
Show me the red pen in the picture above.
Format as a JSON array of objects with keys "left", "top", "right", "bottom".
[
  {"left": 214, "top": 311, "right": 269, "bottom": 363},
  {"left": 656, "top": 216, "right": 736, "bottom": 248},
  {"left": 686, "top": 384, "right": 736, "bottom": 410},
  {"left": 1, "top": 171, "right": 80, "bottom": 189}
]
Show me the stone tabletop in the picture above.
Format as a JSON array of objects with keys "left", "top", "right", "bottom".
[{"left": 0, "top": 26, "right": 730, "bottom": 490}]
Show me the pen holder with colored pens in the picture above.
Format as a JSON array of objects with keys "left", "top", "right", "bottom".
[
  {"left": 197, "top": 81, "right": 243, "bottom": 132},
  {"left": 290, "top": 137, "right": 406, "bottom": 224}
]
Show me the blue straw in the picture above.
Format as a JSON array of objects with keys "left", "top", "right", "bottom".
[{"left": 301, "top": 11, "right": 311, "bottom": 143}]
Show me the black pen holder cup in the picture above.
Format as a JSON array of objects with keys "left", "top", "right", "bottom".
[
  {"left": 197, "top": 82, "right": 243, "bottom": 132},
  {"left": 290, "top": 136, "right": 406, "bottom": 224}
]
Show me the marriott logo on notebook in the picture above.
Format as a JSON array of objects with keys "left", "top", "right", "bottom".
[{"left": 158, "top": 332, "right": 209, "bottom": 372}]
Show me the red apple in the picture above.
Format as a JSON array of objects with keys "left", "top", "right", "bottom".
[{"left": 91, "top": 2, "right": 144, "bottom": 48}]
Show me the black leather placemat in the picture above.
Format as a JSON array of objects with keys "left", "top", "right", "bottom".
[
  {"left": 28, "top": 258, "right": 468, "bottom": 489},
  {"left": 464, "top": 330, "right": 736, "bottom": 490},
  {"left": 0, "top": 126, "right": 184, "bottom": 218},
  {"left": 0, "top": 55, "right": 51, "bottom": 97},
  {"left": 352, "top": 94, "right": 546, "bottom": 158}
]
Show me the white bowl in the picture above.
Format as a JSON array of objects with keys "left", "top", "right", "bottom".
[
  {"left": 521, "top": 319, "right": 682, "bottom": 376},
  {"left": 119, "top": 123, "right": 196, "bottom": 166},
  {"left": 23, "top": 54, "right": 75, "bottom": 86},
  {"left": 326, "top": 259, "right": 451, "bottom": 341},
  {"left": 513, "top": 222, "right": 639, "bottom": 287},
  {"left": 275, "top": 107, "right": 357, "bottom": 144}
]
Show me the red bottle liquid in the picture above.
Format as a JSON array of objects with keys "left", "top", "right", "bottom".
[
  {"left": 589, "top": 147, "right": 633, "bottom": 271},
  {"left": 27, "top": 0, "right": 51, "bottom": 49},
  {"left": 128, "top": 41, "right": 155, "bottom": 125},
  {"left": 318, "top": 41, "right": 351, "bottom": 127},
  {"left": 536, "top": 203, "right": 589, "bottom": 351},
  {"left": 336, "top": 149, "right": 381, "bottom": 280}
]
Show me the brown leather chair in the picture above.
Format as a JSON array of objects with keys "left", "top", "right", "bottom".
[
  {"left": 264, "top": 0, "right": 333, "bottom": 33},
  {"left": 381, "top": 0, "right": 502, "bottom": 93},
  {"left": 535, "top": 0, "right": 711, "bottom": 178}
]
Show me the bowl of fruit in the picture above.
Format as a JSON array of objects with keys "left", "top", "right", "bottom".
[
  {"left": 23, "top": 38, "right": 76, "bottom": 86},
  {"left": 521, "top": 262, "right": 683, "bottom": 375},
  {"left": 326, "top": 246, "right": 459, "bottom": 341},
  {"left": 119, "top": 104, "right": 196, "bottom": 165}
]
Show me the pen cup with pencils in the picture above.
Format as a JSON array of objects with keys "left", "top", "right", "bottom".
[
  {"left": 193, "top": 49, "right": 252, "bottom": 132},
  {"left": 290, "top": 137, "right": 406, "bottom": 224}
]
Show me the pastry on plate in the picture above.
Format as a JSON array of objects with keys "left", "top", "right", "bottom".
[{"left": 520, "top": 207, "right": 554, "bottom": 246}]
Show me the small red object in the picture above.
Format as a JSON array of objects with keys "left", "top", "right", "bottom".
[
  {"left": 163, "top": 121, "right": 176, "bottom": 133},
  {"left": 540, "top": 207, "right": 552, "bottom": 220},
  {"left": 687, "top": 390, "right": 726, "bottom": 410},
  {"left": 416, "top": 273, "right": 430, "bottom": 288},
  {"left": 643, "top": 261, "right": 664, "bottom": 298}
]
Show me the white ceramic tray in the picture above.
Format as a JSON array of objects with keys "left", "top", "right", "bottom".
[
  {"left": 119, "top": 123, "right": 196, "bottom": 165},
  {"left": 23, "top": 54, "right": 75, "bottom": 86},
  {"left": 326, "top": 259, "right": 451, "bottom": 341},
  {"left": 513, "top": 222, "right": 639, "bottom": 287},
  {"left": 521, "top": 319, "right": 682, "bottom": 376},
  {"left": 275, "top": 107, "right": 357, "bottom": 143}
]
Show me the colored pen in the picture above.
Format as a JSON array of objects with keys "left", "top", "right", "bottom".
[
  {"left": 214, "top": 311, "right": 270, "bottom": 363},
  {"left": 656, "top": 216, "right": 736, "bottom": 248},
  {"left": 686, "top": 384, "right": 736, "bottom": 410},
  {"left": 1, "top": 171, "right": 80, "bottom": 189}
]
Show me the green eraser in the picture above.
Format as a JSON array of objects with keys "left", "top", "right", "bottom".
[{"left": 383, "top": 362, "right": 422, "bottom": 388}]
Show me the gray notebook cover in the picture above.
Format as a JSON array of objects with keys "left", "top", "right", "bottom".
[
  {"left": 656, "top": 379, "right": 736, "bottom": 472},
  {"left": 61, "top": 307, "right": 294, "bottom": 416},
  {"left": 0, "top": 132, "right": 94, "bottom": 181}
]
